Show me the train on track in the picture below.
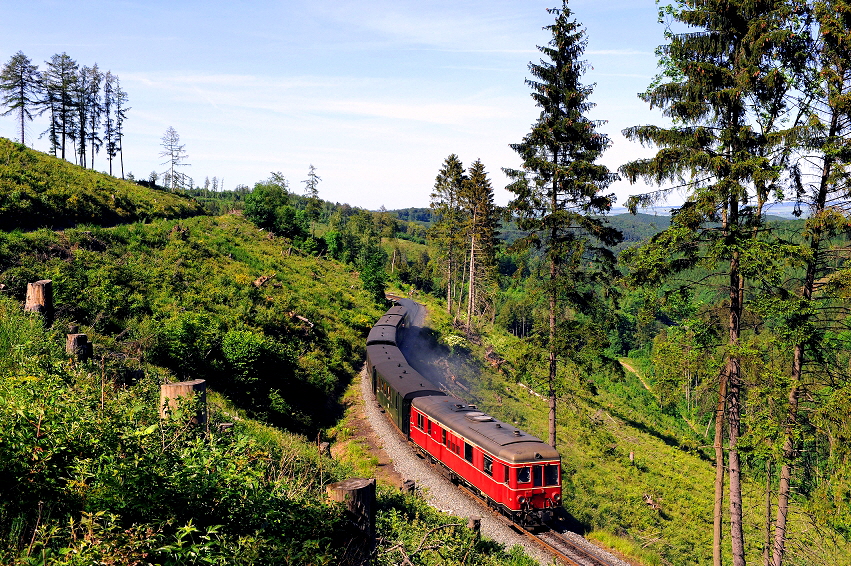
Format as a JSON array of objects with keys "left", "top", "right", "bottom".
[{"left": 366, "top": 299, "right": 562, "bottom": 526}]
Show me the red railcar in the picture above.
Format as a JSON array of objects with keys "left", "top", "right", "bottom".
[{"left": 409, "top": 395, "right": 561, "bottom": 525}]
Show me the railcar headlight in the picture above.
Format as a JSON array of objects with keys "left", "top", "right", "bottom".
[
  {"left": 518, "top": 496, "right": 527, "bottom": 505},
  {"left": 553, "top": 493, "right": 561, "bottom": 504}
]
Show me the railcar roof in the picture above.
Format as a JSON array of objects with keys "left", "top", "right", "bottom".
[
  {"left": 374, "top": 313, "right": 404, "bottom": 328},
  {"left": 367, "top": 345, "right": 444, "bottom": 399},
  {"left": 386, "top": 304, "right": 407, "bottom": 318},
  {"left": 412, "top": 396, "right": 559, "bottom": 464},
  {"left": 367, "top": 325, "right": 398, "bottom": 345}
]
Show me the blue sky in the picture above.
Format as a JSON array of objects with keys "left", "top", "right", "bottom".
[{"left": 3, "top": 0, "right": 667, "bottom": 210}]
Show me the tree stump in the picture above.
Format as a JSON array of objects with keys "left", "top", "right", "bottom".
[
  {"left": 66, "top": 333, "right": 91, "bottom": 361},
  {"left": 25, "top": 280, "right": 53, "bottom": 319},
  {"left": 327, "top": 478, "right": 376, "bottom": 538},
  {"left": 159, "top": 379, "right": 207, "bottom": 425}
]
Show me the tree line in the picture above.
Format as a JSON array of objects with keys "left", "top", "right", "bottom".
[{"left": 0, "top": 51, "right": 129, "bottom": 177}]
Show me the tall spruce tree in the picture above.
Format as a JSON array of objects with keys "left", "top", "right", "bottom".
[
  {"left": 84, "top": 65, "right": 103, "bottom": 169},
  {"left": 0, "top": 51, "right": 42, "bottom": 146},
  {"left": 620, "top": 2, "right": 798, "bottom": 564},
  {"left": 764, "top": 3, "right": 851, "bottom": 564},
  {"left": 460, "top": 159, "right": 499, "bottom": 332},
  {"left": 42, "top": 53, "right": 79, "bottom": 160},
  {"left": 113, "top": 76, "right": 129, "bottom": 178},
  {"left": 103, "top": 71, "right": 117, "bottom": 175},
  {"left": 430, "top": 154, "right": 467, "bottom": 317},
  {"left": 505, "top": 1, "right": 621, "bottom": 448}
]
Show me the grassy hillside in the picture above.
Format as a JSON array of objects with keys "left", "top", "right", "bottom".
[
  {"left": 0, "top": 138, "right": 203, "bottom": 230},
  {"left": 405, "top": 292, "right": 851, "bottom": 566}
]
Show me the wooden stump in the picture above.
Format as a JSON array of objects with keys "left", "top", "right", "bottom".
[
  {"left": 25, "top": 280, "right": 53, "bottom": 318},
  {"left": 66, "top": 333, "right": 91, "bottom": 361},
  {"left": 159, "top": 379, "right": 207, "bottom": 425},
  {"left": 327, "top": 478, "right": 376, "bottom": 538}
]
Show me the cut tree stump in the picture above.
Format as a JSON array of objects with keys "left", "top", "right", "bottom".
[
  {"left": 25, "top": 280, "right": 53, "bottom": 319},
  {"left": 327, "top": 478, "right": 376, "bottom": 538},
  {"left": 159, "top": 379, "right": 207, "bottom": 425},
  {"left": 66, "top": 333, "right": 91, "bottom": 361}
]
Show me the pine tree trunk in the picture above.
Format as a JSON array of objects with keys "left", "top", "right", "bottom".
[
  {"left": 548, "top": 268, "right": 557, "bottom": 448},
  {"left": 467, "top": 228, "right": 476, "bottom": 334},
  {"left": 764, "top": 460, "right": 772, "bottom": 566},
  {"left": 456, "top": 251, "right": 467, "bottom": 321},
  {"left": 713, "top": 370, "right": 727, "bottom": 566},
  {"left": 446, "top": 251, "right": 452, "bottom": 315},
  {"left": 728, "top": 249, "right": 746, "bottom": 566}
]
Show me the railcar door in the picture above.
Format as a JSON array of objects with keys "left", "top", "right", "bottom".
[{"left": 533, "top": 465, "right": 543, "bottom": 488}]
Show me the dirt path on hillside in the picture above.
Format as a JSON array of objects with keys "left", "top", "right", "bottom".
[{"left": 619, "top": 359, "right": 653, "bottom": 392}]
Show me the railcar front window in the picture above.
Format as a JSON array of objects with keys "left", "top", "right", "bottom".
[
  {"left": 545, "top": 464, "right": 560, "bottom": 486},
  {"left": 483, "top": 455, "right": 493, "bottom": 476},
  {"left": 517, "top": 467, "right": 531, "bottom": 484},
  {"left": 533, "top": 465, "right": 543, "bottom": 487}
]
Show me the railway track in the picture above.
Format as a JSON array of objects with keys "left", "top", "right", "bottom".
[
  {"left": 534, "top": 528, "right": 621, "bottom": 566},
  {"left": 452, "top": 480, "right": 622, "bottom": 566}
]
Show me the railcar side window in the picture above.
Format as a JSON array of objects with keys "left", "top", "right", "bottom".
[
  {"left": 545, "top": 464, "right": 560, "bottom": 486},
  {"left": 427, "top": 420, "right": 431, "bottom": 435},
  {"left": 416, "top": 413, "right": 424, "bottom": 430},
  {"left": 517, "top": 467, "right": 531, "bottom": 484},
  {"left": 503, "top": 465, "right": 509, "bottom": 484},
  {"left": 464, "top": 442, "right": 473, "bottom": 463},
  {"left": 483, "top": 455, "right": 493, "bottom": 476},
  {"left": 441, "top": 429, "right": 446, "bottom": 445}
]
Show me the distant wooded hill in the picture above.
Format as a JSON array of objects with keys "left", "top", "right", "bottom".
[{"left": 389, "top": 206, "right": 803, "bottom": 250}]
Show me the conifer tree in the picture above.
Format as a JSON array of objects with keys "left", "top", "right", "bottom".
[
  {"left": 766, "top": 3, "right": 851, "bottom": 564},
  {"left": 430, "top": 154, "right": 466, "bottom": 317},
  {"left": 113, "top": 76, "right": 129, "bottom": 179},
  {"left": 620, "top": 2, "right": 798, "bottom": 563},
  {"left": 505, "top": 1, "right": 621, "bottom": 448},
  {"left": 42, "top": 53, "right": 79, "bottom": 160},
  {"left": 460, "top": 159, "right": 499, "bottom": 332},
  {"left": 103, "top": 71, "right": 117, "bottom": 175},
  {"left": 0, "top": 51, "right": 42, "bottom": 146},
  {"left": 159, "top": 126, "right": 189, "bottom": 190},
  {"left": 302, "top": 164, "right": 322, "bottom": 235},
  {"left": 84, "top": 65, "right": 103, "bottom": 169}
]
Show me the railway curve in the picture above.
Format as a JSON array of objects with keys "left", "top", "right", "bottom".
[{"left": 360, "top": 297, "right": 633, "bottom": 566}]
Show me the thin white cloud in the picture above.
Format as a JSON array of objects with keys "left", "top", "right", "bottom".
[{"left": 586, "top": 49, "right": 653, "bottom": 56}]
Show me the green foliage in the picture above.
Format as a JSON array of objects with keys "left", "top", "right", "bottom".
[
  {"left": 376, "top": 490, "right": 537, "bottom": 565},
  {"left": 0, "top": 138, "right": 204, "bottom": 230},
  {"left": 0, "top": 214, "right": 383, "bottom": 433},
  {"left": 0, "top": 295, "right": 363, "bottom": 564}
]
